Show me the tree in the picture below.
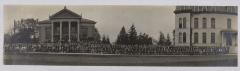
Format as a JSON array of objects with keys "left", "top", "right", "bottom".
[
  {"left": 106, "top": 36, "right": 111, "bottom": 44},
  {"left": 116, "top": 26, "right": 128, "bottom": 44},
  {"left": 166, "top": 34, "right": 172, "bottom": 46},
  {"left": 101, "top": 35, "right": 107, "bottom": 43},
  {"left": 137, "top": 33, "right": 153, "bottom": 45},
  {"left": 4, "top": 33, "right": 12, "bottom": 43},
  {"left": 158, "top": 32, "right": 165, "bottom": 46},
  {"left": 128, "top": 24, "right": 138, "bottom": 45}
]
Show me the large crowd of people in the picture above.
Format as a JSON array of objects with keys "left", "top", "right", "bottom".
[{"left": 4, "top": 42, "right": 229, "bottom": 55}]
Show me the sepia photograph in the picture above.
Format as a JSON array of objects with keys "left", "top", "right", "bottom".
[{"left": 3, "top": 5, "right": 238, "bottom": 66}]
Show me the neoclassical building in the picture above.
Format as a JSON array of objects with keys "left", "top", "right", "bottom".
[
  {"left": 173, "top": 6, "right": 237, "bottom": 53},
  {"left": 37, "top": 7, "right": 100, "bottom": 43}
]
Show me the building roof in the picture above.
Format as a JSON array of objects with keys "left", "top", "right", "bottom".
[
  {"left": 38, "top": 20, "right": 50, "bottom": 24},
  {"left": 38, "top": 18, "right": 96, "bottom": 24},
  {"left": 174, "top": 6, "right": 238, "bottom": 15},
  {"left": 39, "top": 6, "right": 96, "bottom": 24},
  {"left": 80, "top": 18, "right": 96, "bottom": 24},
  {"left": 49, "top": 7, "right": 82, "bottom": 19}
]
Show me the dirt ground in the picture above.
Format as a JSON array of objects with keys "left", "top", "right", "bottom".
[{"left": 4, "top": 53, "right": 238, "bottom": 66}]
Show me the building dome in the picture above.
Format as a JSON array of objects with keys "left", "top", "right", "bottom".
[{"left": 174, "top": 6, "right": 237, "bottom": 15}]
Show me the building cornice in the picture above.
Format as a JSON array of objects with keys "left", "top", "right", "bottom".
[{"left": 174, "top": 10, "right": 238, "bottom": 15}]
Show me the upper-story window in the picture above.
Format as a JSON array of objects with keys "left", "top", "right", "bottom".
[
  {"left": 202, "top": 18, "right": 207, "bottom": 28},
  {"left": 227, "top": 18, "right": 231, "bottom": 29},
  {"left": 183, "top": 17, "right": 186, "bottom": 28},
  {"left": 211, "top": 18, "right": 215, "bottom": 28},
  {"left": 179, "top": 18, "right": 182, "bottom": 28},
  {"left": 194, "top": 18, "right": 199, "bottom": 28}
]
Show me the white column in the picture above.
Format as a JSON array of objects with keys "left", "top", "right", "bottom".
[
  {"left": 68, "top": 21, "right": 71, "bottom": 42},
  {"left": 77, "top": 21, "right": 80, "bottom": 42},
  {"left": 51, "top": 22, "right": 54, "bottom": 42},
  {"left": 60, "top": 21, "right": 62, "bottom": 42}
]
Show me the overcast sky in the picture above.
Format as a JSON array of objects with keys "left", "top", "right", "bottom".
[{"left": 4, "top": 5, "right": 175, "bottom": 42}]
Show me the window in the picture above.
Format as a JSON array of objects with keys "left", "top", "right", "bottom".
[
  {"left": 227, "top": 18, "right": 231, "bottom": 29},
  {"left": 211, "top": 33, "right": 215, "bottom": 43},
  {"left": 183, "top": 32, "right": 187, "bottom": 43},
  {"left": 179, "top": 32, "right": 182, "bottom": 43},
  {"left": 179, "top": 18, "right": 182, "bottom": 28},
  {"left": 183, "top": 17, "right": 186, "bottom": 28},
  {"left": 194, "top": 32, "right": 198, "bottom": 43},
  {"left": 211, "top": 18, "right": 215, "bottom": 28},
  {"left": 202, "top": 18, "right": 207, "bottom": 28},
  {"left": 194, "top": 18, "right": 199, "bottom": 28},
  {"left": 202, "top": 32, "right": 207, "bottom": 44}
]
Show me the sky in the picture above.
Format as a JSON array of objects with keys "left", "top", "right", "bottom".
[{"left": 4, "top": 5, "right": 175, "bottom": 42}]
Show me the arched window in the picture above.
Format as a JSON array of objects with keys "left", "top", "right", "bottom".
[
  {"left": 211, "top": 18, "right": 215, "bottom": 28},
  {"left": 227, "top": 18, "right": 231, "bottom": 29},
  {"left": 179, "top": 32, "right": 182, "bottom": 43},
  {"left": 194, "top": 18, "right": 199, "bottom": 28},
  {"left": 202, "top": 18, "right": 207, "bottom": 28},
  {"left": 183, "top": 32, "right": 187, "bottom": 43},
  {"left": 183, "top": 17, "right": 186, "bottom": 28},
  {"left": 194, "top": 32, "right": 198, "bottom": 43},
  {"left": 179, "top": 18, "right": 182, "bottom": 28}
]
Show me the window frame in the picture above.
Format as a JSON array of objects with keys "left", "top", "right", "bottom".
[
  {"left": 211, "top": 32, "right": 215, "bottom": 44},
  {"left": 179, "top": 18, "right": 182, "bottom": 29},
  {"left": 211, "top": 18, "right": 215, "bottom": 28},
  {"left": 202, "top": 32, "right": 207, "bottom": 44},
  {"left": 202, "top": 18, "right": 207, "bottom": 28},
  {"left": 194, "top": 32, "right": 198, "bottom": 43},
  {"left": 194, "top": 18, "right": 199, "bottom": 28}
]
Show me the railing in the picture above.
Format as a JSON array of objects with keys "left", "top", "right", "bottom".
[{"left": 4, "top": 43, "right": 229, "bottom": 55}]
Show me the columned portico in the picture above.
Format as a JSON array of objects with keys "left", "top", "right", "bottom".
[
  {"left": 51, "top": 20, "right": 80, "bottom": 42},
  {"left": 44, "top": 6, "right": 99, "bottom": 43}
]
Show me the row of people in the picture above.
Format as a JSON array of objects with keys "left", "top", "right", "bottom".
[{"left": 4, "top": 43, "right": 229, "bottom": 55}]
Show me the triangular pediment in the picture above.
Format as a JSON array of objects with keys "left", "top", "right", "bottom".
[{"left": 50, "top": 8, "right": 81, "bottom": 19}]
